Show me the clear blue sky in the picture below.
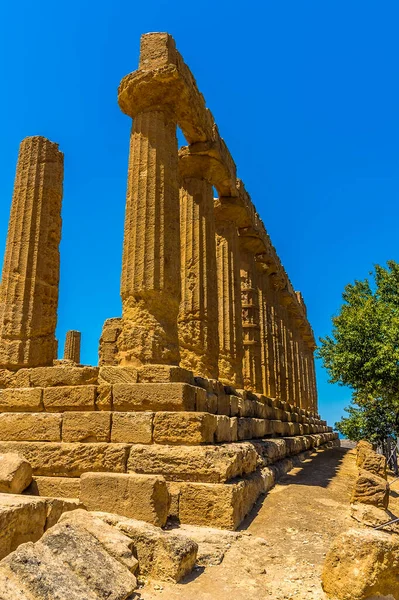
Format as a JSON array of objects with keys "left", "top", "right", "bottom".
[{"left": 0, "top": 1, "right": 398, "bottom": 428}]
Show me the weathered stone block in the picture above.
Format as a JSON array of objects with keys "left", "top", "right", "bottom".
[
  {"left": 178, "top": 471, "right": 264, "bottom": 529},
  {"left": 112, "top": 382, "right": 196, "bottom": 412},
  {"left": 230, "top": 416, "right": 238, "bottom": 441},
  {"left": 0, "top": 413, "right": 61, "bottom": 441},
  {"left": 128, "top": 442, "right": 258, "bottom": 482},
  {"left": 216, "top": 415, "right": 231, "bottom": 443},
  {"left": 99, "top": 366, "right": 138, "bottom": 384},
  {"left": 153, "top": 412, "right": 217, "bottom": 445},
  {"left": 62, "top": 412, "right": 111, "bottom": 443},
  {"left": 0, "top": 442, "right": 129, "bottom": 477},
  {"left": 0, "top": 387, "right": 43, "bottom": 412},
  {"left": 96, "top": 512, "right": 198, "bottom": 582},
  {"left": 26, "top": 476, "right": 81, "bottom": 499},
  {"left": 43, "top": 385, "right": 97, "bottom": 411},
  {"left": 96, "top": 383, "right": 112, "bottom": 410},
  {"left": 138, "top": 365, "right": 193, "bottom": 384},
  {"left": 229, "top": 395, "right": 239, "bottom": 416},
  {"left": 351, "top": 470, "right": 390, "bottom": 509},
  {"left": 0, "top": 454, "right": 32, "bottom": 493},
  {"left": 360, "top": 452, "right": 387, "bottom": 479},
  {"left": 237, "top": 417, "right": 254, "bottom": 440},
  {"left": 59, "top": 509, "right": 138, "bottom": 573},
  {"left": 111, "top": 412, "right": 153, "bottom": 444},
  {"left": 217, "top": 393, "right": 231, "bottom": 416},
  {"left": 0, "top": 520, "right": 137, "bottom": 599},
  {"left": 322, "top": 528, "right": 399, "bottom": 600},
  {"left": 27, "top": 366, "right": 99, "bottom": 388},
  {"left": 80, "top": 472, "right": 169, "bottom": 527}
]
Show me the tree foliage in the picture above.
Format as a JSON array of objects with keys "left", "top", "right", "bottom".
[{"left": 318, "top": 261, "right": 399, "bottom": 444}]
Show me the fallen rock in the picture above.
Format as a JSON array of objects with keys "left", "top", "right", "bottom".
[
  {"left": 0, "top": 454, "right": 32, "bottom": 494},
  {"left": 350, "top": 502, "right": 399, "bottom": 536},
  {"left": 322, "top": 527, "right": 399, "bottom": 600},
  {"left": 59, "top": 509, "right": 138, "bottom": 572},
  {"left": 356, "top": 440, "right": 374, "bottom": 468},
  {"left": 360, "top": 451, "right": 387, "bottom": 479},
  {"left": 351, "top": 470, "right": 389, "bottom": 509},
  {"left": 0, "top": 520, "right": 137, "bottom": 599},
  {"left": 0, "top": 493, "right": 80, "bottom": 560},
  {"left": 96, "top": 511, "right": 198, "bottom": 582}
]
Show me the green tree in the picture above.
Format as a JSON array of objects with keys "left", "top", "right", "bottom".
[{"left": 318, "top": 260, "right": 399, "bottom": 448}]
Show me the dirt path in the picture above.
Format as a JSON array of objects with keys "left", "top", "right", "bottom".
[{"left": 139, "top": 445, "right": 358, "bottom": 600}]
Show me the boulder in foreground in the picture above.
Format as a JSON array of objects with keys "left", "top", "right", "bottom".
[{"left": 322, "top": 527, "right": 399, "bottom": 600}]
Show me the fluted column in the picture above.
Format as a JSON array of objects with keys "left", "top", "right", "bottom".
[
  {"left": 240, "top": 252, "right": 262, "bottom": 392},
  {"left": 178, "top": 177, "right": 218, "bottom": 378},
  {"left": 0, "top": 136, "right": 63, "bottom": 369},
  {"left": 64, "top": 330, "right": 81, "bottom": 364},
  {"left": 215, "top": 219, "right": 243, "bottom": 387},
  {"left": 257, "top": 266, "right": 276, "bottom": 398},
  {"left": 119, "top": 110, "right": 181, "bottom": 366},
  {"left": 273, "top": 293, "right": 287, "bottom": 402}
]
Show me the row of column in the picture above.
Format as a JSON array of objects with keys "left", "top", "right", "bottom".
[{"left": 119, "top": 107, "right": 318, "bottom": 411}]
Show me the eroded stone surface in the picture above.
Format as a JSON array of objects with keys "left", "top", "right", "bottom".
[{"left": 0, "top": 454, "right": 32, "bottom": 494}]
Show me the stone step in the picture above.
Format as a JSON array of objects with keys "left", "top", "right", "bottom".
[
  {"left": 0, "top": 409, "right": 328, "bottom": 445},
  {"left": 127, "top": 442, "right": 259, "bottom": 483},
  {"left": 0, "top": 382, "right": 325, "bottom": 428},
  {"left": 0, "top": 442, "right": 129, "bottom": 477}
]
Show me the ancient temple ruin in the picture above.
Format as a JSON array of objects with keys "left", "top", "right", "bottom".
[{"left": 0, "top": 32, "right": 337, "bottom": 531}]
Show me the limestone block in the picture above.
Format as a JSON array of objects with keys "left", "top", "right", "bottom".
[
  {"left": 229, "top": 395, "right": 239, "bottom": 416},
  {"left": 59, "top": 509, "right": 138, "bottom": 573},
  {"left": 356, "top": 439, "right": 374, "bottom": 467},
  {"left": 253, "top": 418, "right": 269, "bottom": 438},
  {"left": 96, "top": 512, "right": 198, "bottom": 582},
  {"left": 26, "top": 476, "right": 81, "bottom": 499},
  {"left": 238, "top": 397, "right": 255, "bottom": 417},
  {"left": 27, "top": 366, "right": 99, "bottom": 387},
  {"left": 62, "top": 412, "right": 111, "bottom": 443},
  {"left": 0, "top": 387, "right": 43, "bottom": 412},
  {"left": 195, "top": 388, "right": 218, "bottom": 414},
  {"left": 230, "top": 417, "right": 238, "bottom": 442},
  {"left": 96, "top": 383, "right": 112, "bottom": 410},
  {"left": 217, "top": 393, "right": 231, "bottom": 416},
  {"left": 359, "top": 450, "right": 387, "bottom": 479},
  {"left": 0, "top": 521, "right": 137, "bottom": 599},
  {"left": 0, "top": 454, "right": 32, "bottom": 493},
  {"left": 178, "top": 471, "right": 265, "bottom": 529},
  {"left": 0, "top": 493, "right": 79, "bottom": 560},
  {"left": 270, "top": 420, "right": 285, "bottom": 435},
  {"left": 0, "top": 413, "right": 61, "bottom": 441},
  {"left": 112, "top": 382, "right": 196, "bottom": 411},
  {"left": 99, "top": 366, "right": 138, "bottom": 384},
  {"left": 322, "top": 528, "right": 399, "bottom": 600},
  {"left": 351, "top": 470, "right": 390, "bottom": 509},
  {"left": 254, "top": 401, "right": 267, "bottom": 419},
  {"left": 0, "top": 442, "right": 129, "bottom": 477},
  {"left": 138, "top": 365, "right": 193, "bottom": 384},
  {"left": 216, "top": 415, "right": 231, "bottom": 443},
  {"left": 153, "top": 412, "right": 217, "bottom": 445},
  {"left": 43, "top": 385, "right": 97, "bottom": 411},
  {"left": 111, "top": 412, "right": 153, "bottom": 444},
  {"left": 80, "top": 473, "right": 169, "bottom": 527},
  {"left": 128, "top": 442, "right": 258, "bottom": 482},
  {"left": 237, "top": 417, "right": 254, "bottom": 440}
]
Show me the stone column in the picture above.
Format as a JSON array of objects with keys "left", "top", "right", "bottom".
[
  {"left": 257, "top": 265, "right": 276, "bottom": 398},
  {"left": 308, "top": 348, "right": 318, "bottom": 413},
  {"left": 240, "top": 252, "right": 262, "bottom": 392},
  {"left": 215, "top": 219, "right": 243, "bottom": 387},
  {"left": 119, "top": 110, "right": 181, "bottom": 366},
  {"left": 178, "top": 176, "right": 218, "bottom": 378},
  {"left": 64, "top": 330, "right": 81, "bottom": 364},
  {"left": 273, "top": 294, "right": 287, "bottom": 403},
  {"left": 0, "top": 136, "right": 63, "bottom": 370}
]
